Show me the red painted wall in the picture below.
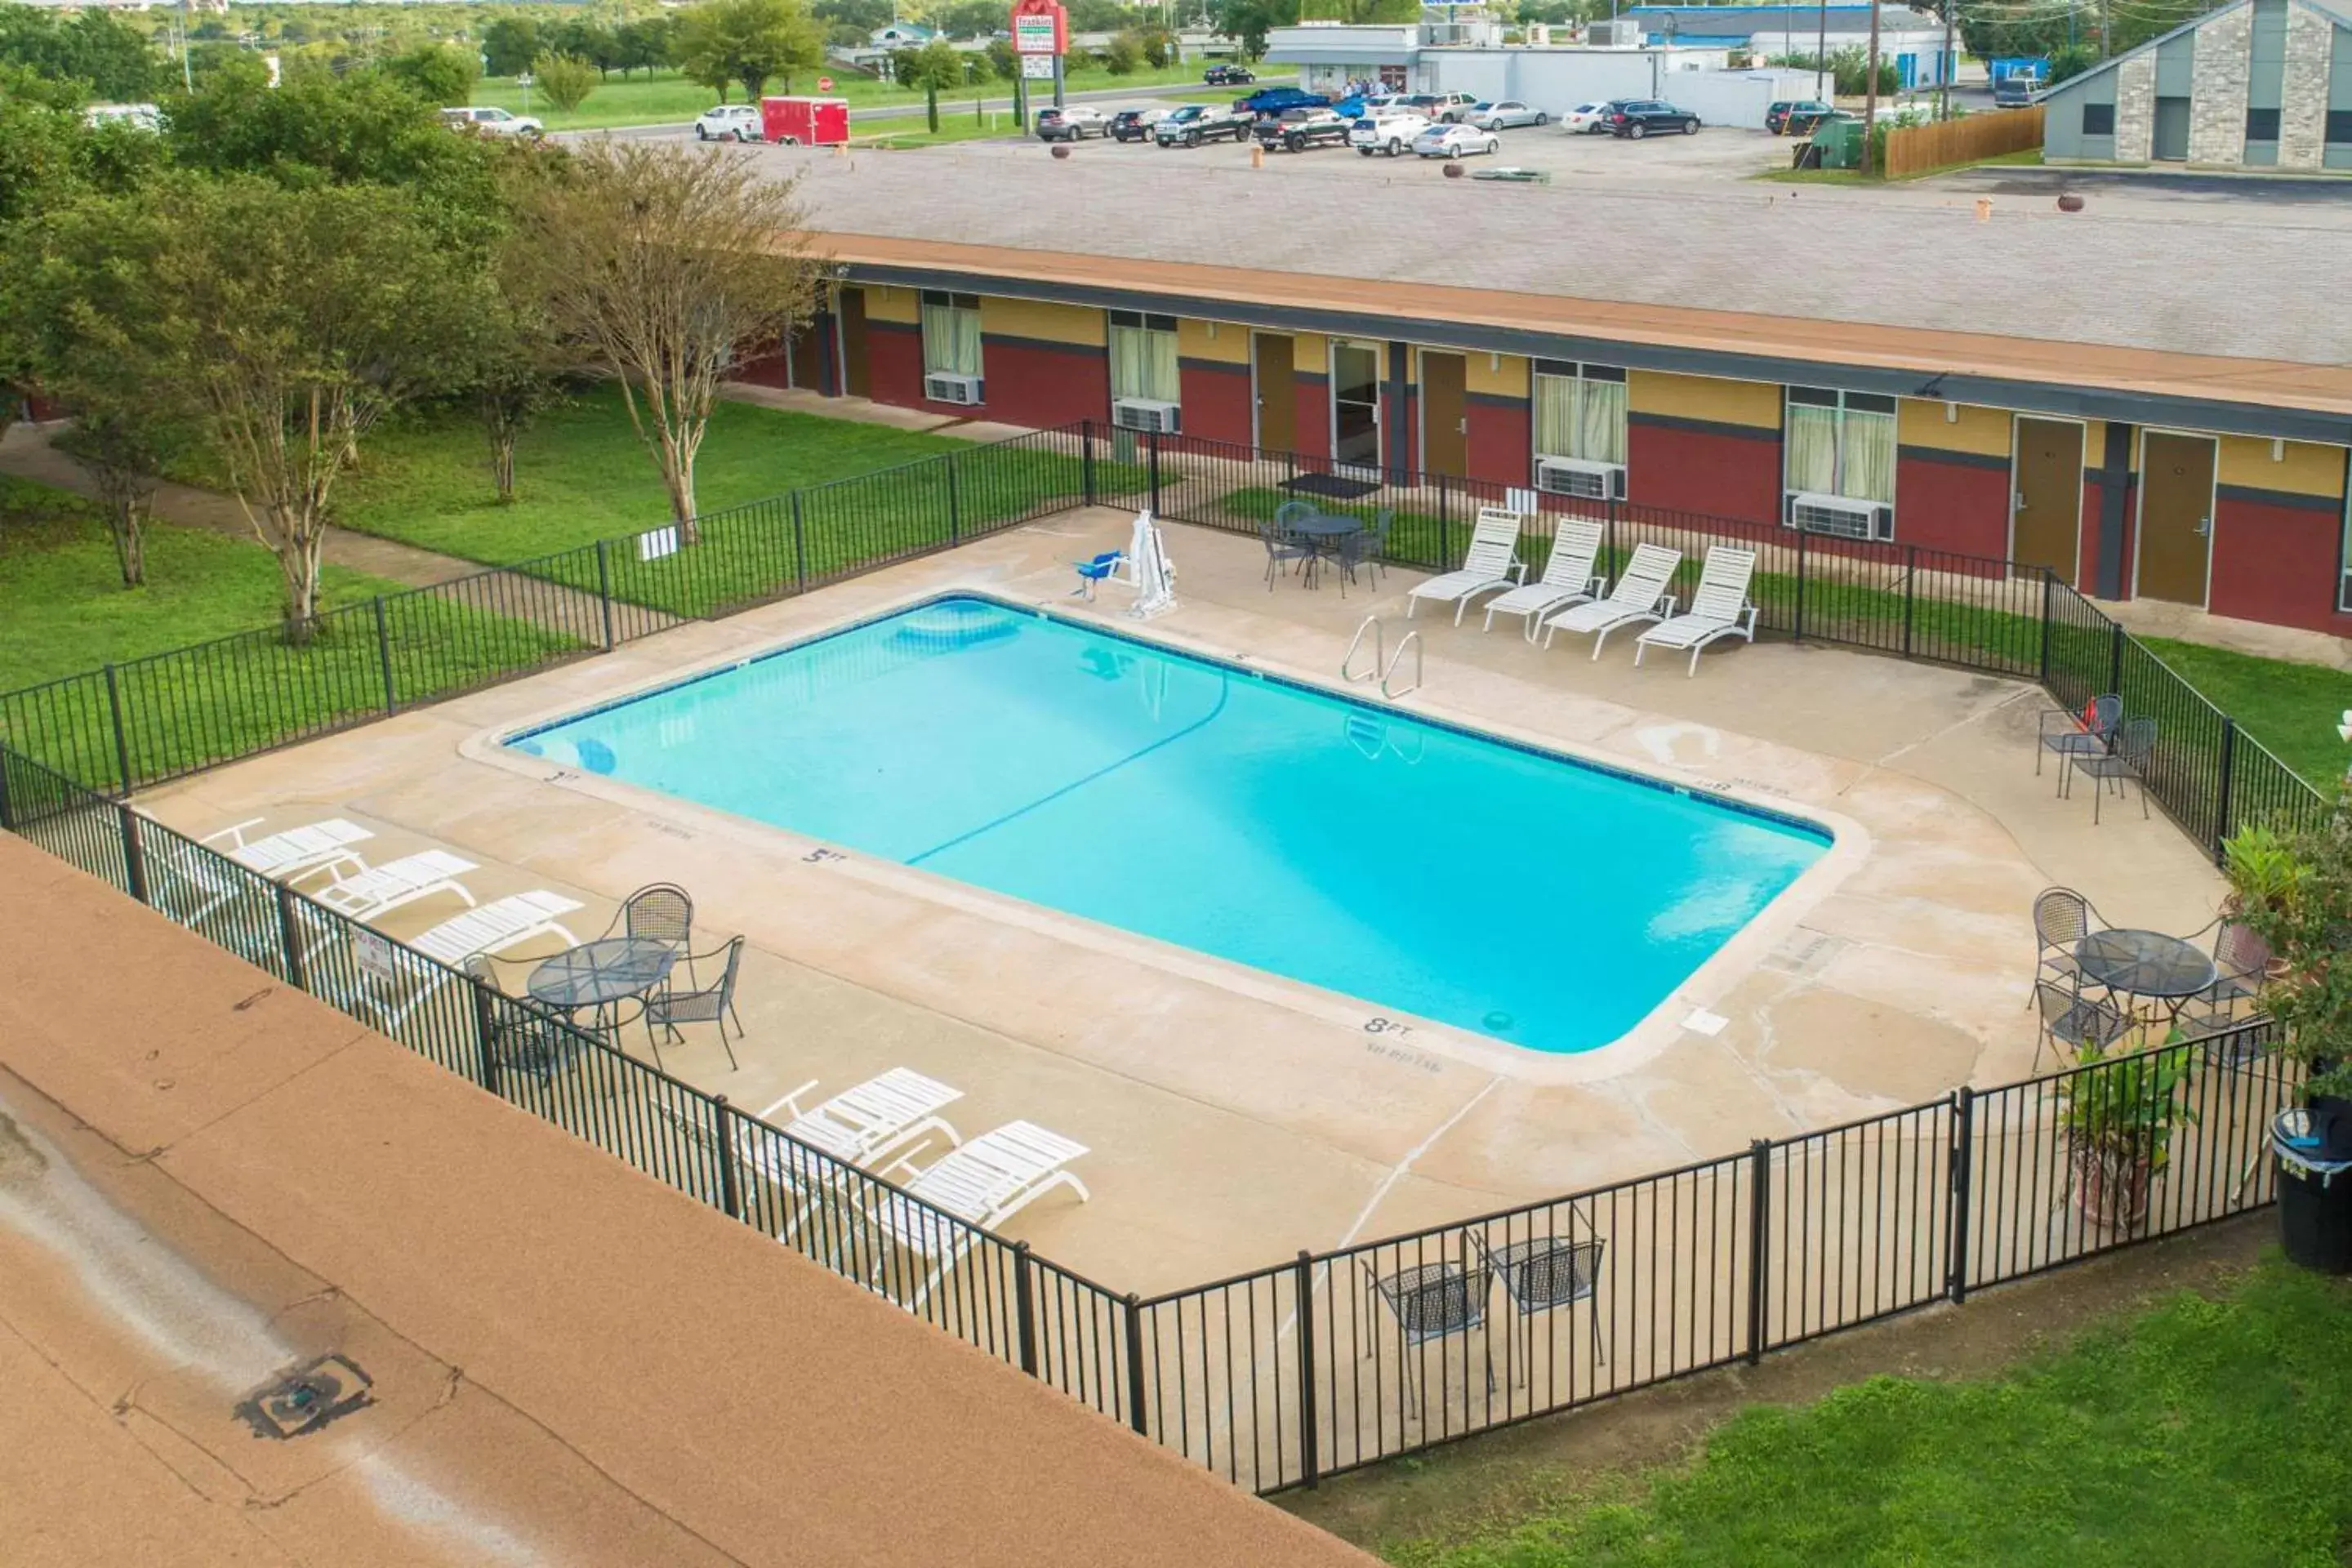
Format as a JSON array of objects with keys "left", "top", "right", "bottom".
[
  {"left": 1178, "top": 362, "right": 1253, "bottom": 447},
  {"left": 1467, "top": 398, "right": 1531, "bottom": 491},
  {"left": 1292, "top": 373, "right": 1330, "bottom": 463},
  {"left": 734, "top": 350, "right": 792, "bottom": 390},
  {"left": 978, "top": 336, "right": 1109, "bottom": 428},
  {"left": 1893, "top": 452, "right": 2011, "bottom": 560},
  {"left": 2208, "top": 491, "right": 2352, "bottom": 634},
  {"left": 1628, "top": 417, "right": 1780, "bottom": 523},
  {"left": 866, "top": 320, "right": 924, "bottom": 408}
]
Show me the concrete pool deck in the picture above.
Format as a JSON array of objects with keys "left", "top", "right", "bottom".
[{"left": 136, "top": 510, "right": 2229, "bottom": 1296}]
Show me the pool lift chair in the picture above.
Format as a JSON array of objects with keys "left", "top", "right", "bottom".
[{"left": 1071, "top": 510, "right": 1178, "bottom": 618}]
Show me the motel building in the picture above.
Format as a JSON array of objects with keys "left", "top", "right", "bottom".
[{"left": 746, "top": 153, "right": 2352, "bottom": 643}]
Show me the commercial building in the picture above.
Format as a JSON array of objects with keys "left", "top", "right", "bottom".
[
  {"left": 747, "top": 150, "right": 2352, "bottom": 640},
  {"left": 2039, "top": 0, "right": 2352, "bottom": 171},
  {"left": 1622, "top": 4, "right": 1958, "bottom": 88}
]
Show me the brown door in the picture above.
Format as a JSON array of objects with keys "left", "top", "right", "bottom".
[
  {"left": 1253, "top": 332, "right": 1294, "bottom": 453},
  {"left": 1419, "top": 351, "right": 1468, "bottom": 479},
  {"left": 2009, "top": 417, "right": 2083, "bottom": 579},
  {"left": 838, "top": 287, "right": 870, "bottom": 399},
  {"left": 2135, "top": 432, "right": 2216, "bottom": 606}
]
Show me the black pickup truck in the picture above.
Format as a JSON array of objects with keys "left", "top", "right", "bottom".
[{"left": 1252, "top": 106, "right": 1352, "bottom": 152}]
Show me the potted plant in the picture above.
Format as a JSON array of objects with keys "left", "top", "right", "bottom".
[
  {"left": 2058, "top": 1039, "right": 2197, "bottom": 1230},
  {"left": 2225, "top": 812, "right": 2352, "bottom": 1272}
]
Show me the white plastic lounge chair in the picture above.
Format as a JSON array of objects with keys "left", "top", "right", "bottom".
[
  {"left": 1635, "top": 546, "right": 1762, "bottom": 676},
  {"left": 869, "top": 1121, "right": 1091, "bottom": 1306},
  {"left": 1540, "top": 543, "right": 1683, "bottom": 659},
  {"left": 408, "top": 890, "right": 584, "bottom": 964},
  {"left": 145, "top": 833, "right": 272, "bottom": 928},
  {"left": 1406, "top": 507, "right": 1526, "bottom": 625},
  {"left": 755, "top": 1067, "right": 965, "bottom": 1167},
  {"left": 200, "top": 817, "right": 374, "bottom": 886},
  {"left": 312, "top": 849, "right": 480, "bottom": 921},
  {"left": 1481, "top": 519, "right": 1607, "bottom": 639}
]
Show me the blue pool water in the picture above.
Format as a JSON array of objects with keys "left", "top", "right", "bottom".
[{"left": 508, "top": 597, "right": 1828, "bottom": 1054}]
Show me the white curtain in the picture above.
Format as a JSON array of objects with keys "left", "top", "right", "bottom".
[
  {"left": 1784, "top": 403, "right": 1841, "bottom": 494},
  {"left": 1534, "top": 374, "right": 1577, "bottom": 457},
  {"left": 1111, "top": 323, "right": 1178, "bottom": 403},
  {"left": 1842, "top": 408, "right": 1897, "bottom": 502},
  {"left": 922, "top": 301, "right": 981, "bottom": 376},
  {"left": 1579, "top": 376, "right": 1628, "bottom": 465}
]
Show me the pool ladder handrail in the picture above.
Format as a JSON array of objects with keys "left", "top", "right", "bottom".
[
  {"left": 1342, "top": 616, "right": 1383, "bottom": 684},
  {"left": 1381, "top": 630, "right": 1423, "bottom": 700}
]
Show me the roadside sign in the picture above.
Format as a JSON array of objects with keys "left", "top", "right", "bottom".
[
  {"left": 1021, "top": 52, "right": 1054, "bottom": 78},
  {"left": 1013, "top": 14, "right": 1057, "bottom": 52},
  {"left": 352, "top": 929, "right": 397, "bottom": 985},
  {"left": 817, "top": 75, "right": 833, "bottom": 91},
  {"left": 639, "top": 525, "right": 680, "bottom": 563}
]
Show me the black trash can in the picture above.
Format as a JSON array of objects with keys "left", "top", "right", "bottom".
[{"left": 2275, "top": 1104, "right": 2352, "bottom": 1276}]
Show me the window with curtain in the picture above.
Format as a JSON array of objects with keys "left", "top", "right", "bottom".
[
  {"left": 1108, "top": 310, "right": 1179, "bottom": 403},
  {"left": 1531, "top": 361, "right": 1627, "bottom": 466},
  {"left": 920, "top": 291, "right": 982, "bottom": 379},
  {"left": 1785, "top": 387, "right": 1897, "bottom": 507}
]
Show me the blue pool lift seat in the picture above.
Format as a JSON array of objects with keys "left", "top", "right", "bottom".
[{"left": 1071, "top": 550, "right": 1125, "bottom": 600}]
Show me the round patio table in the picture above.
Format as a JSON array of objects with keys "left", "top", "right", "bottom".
[
  {"left": 2074, "top": 928, "right": 2217, "bottom": 1015},
  {"left": 1283, "top": 513, "right": 1362, "bottom": 591},
  {"left": 528, "top": 937, "right": 676, "bottom": 1018}
]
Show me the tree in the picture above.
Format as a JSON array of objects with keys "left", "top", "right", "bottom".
[
  {"left": 901, "top": 38, "right": 964, "bottom": 131},
  {"left": 935, "top": 0, "right": 1010, "bottom": 38},
  {"left": 813, "top": 0, "right": 894, "bottom": 32},
  {"left": 2230, "top": 817, "right": 2352, "bottom": 1104},
  {"left": 1209, "top": 0, "right": 1299, "bottom": 61},
  {"left": 677, "top": 0, "right": 823, "bottom": 101},
  {"left": 508, "top": 141, "right": 821, "bottom": 537},
  {"left": 614, "top": 16, "right": 677, "bottom": 77},
  {"left": 535, "top": 51, "right": 600, "bottom": 112},
  {"left": 384, "top": 41, "right": 479, "bottom": 105},
  {"left": 0, "top": 8, "right": 159, "bottom": 104},
  {"left": 128, "top": 179, "right": 481, "bottom": 635},
  {"left": 1103, "top": 30, "right": 1144, "bottom": 74},
  {"left": 482, "top": 16, "right": 541, "bottom": 78},
  {"left": 550, "top": 16, "right": 621, "bottom": 76},
  {"left": 1138, "top": 27, "right": 1175, "bottom": 69},
  {"left": 984, "top": 37, "right": 1018, "bottom": 79}
]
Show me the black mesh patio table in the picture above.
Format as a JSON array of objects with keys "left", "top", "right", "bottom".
[
  {"left": 2074, "top": 929, "right": 2217, "bottom": 1004},
  {"left": 528, "top": 938, "right": 676, "bottom": 1011}
]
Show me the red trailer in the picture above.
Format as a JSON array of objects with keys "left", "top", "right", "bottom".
[{"left": 760, "top": 96, "right": 850, "bottom": 146}]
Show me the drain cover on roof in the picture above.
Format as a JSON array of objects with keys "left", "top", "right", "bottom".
[{"left": 235, "top": 1352, "right": 373, "bottom": 1441}]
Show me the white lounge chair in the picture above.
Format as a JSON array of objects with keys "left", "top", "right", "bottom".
[
  {"left": 755, "top": 1067, "right": 964, "bottom": 1167},
  {"left": 1635, "top": 546, "right": 1762, "bottom": 676},
  {"left": 870, "top": 1120, "right": 1091, "bottom": 1306},
  {"left": 1481, "top": 519, "right": 1607, "bottom": 639},
  {"left": 145, "top": 833, "right": 272, "bottom": 928},
  {"left": 313, "top": 849, "right": 480, "bottom": 921},
  {"left": 1406, "top": 507, "right": 1526, "bottom": 625},
  {"left": 408, "top": 890, "right": 584, "bottom": 964},
  {"left": 1541, "top": 543, "right": 1684, "bottom": 658},
  {"left": 200, "top": 817, "right": 374, "bottom": 886}
]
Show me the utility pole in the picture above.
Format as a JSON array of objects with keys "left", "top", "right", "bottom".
[
  {"left": 2098, "top": 0, "right": 2111, "bottom": 57},
  {"left": 180, "top": 0, "right": 195, "bottom": 91},
  {"left": 1815, "top": 0, "right": 1827, "bottom": 101},
  {"left": 1940, "top": 0, "right": 1952, "bottom": 119},
  {"left": 1861, "top": 0, "right": 1882, "bottom": 173}
]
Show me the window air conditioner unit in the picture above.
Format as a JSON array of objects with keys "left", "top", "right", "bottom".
[
  {"left": 1535, "top": 457, "right": 1627, "bottom": 501},
  {"left": 1111, "top": 397, "right": 1182, "bottom": 435},
  {"left": 924, "top": 372, "right": 984, "bottom": 406},
  {"left": 1786, "top": 491, "right": 1894, "bottom": 541}
]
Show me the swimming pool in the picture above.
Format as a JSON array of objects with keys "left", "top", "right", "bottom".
[{"left": 507, "top": 596, "right": 1829, "bottom": 1054}]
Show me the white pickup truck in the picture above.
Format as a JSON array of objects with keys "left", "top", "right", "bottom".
[{"left": 1349, "top": 109, "right": 1432, "bottom": 157}]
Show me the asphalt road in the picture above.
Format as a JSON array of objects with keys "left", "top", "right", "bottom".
[{"left": 585, "top": 72, "right": 1297, "bottom": 140}]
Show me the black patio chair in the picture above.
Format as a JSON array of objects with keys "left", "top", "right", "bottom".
[
  {"left": 2036, "top": 692, "right": 2121, "bottom": 782},
  {"left": 463, "top": 954, "right": 588, "bottom": 1083},
  {"left": 2065, "top": 716, "right": 2158, "bottom": 823},
  {"left": 1339, "top": 507, "right": 1394, "bottom": 589},
  {"left": 1260, "top": 516, "right": 1317, "bottom": 590},
  {"left": 612, "top": 881, "right": 693, "bottom": 950},
  {"left": 1469, "top": 1232, "right": 1606, "bottom": 1381},
  {"left": 2027, "top": 885, "right": 2104, "bottom": 1005},
  {"left": 1360, "top": 1256, "right": 1493, "bottom": 1417},
  {"left": 2200, "top": 918, "right": 2273, "bottom": 1019},
  {"left": 646, "top": 933, "right": 744, "bottom": 1071},
  {"left": 2032, "top": 978, "right": 2131, "bottom": 1072}
]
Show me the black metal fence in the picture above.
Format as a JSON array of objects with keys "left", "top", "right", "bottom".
[{"left": 0, "top": 416, "right": 2332, "bottom": 1495}]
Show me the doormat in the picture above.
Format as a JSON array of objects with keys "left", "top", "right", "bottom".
[{"left": 1281, "top": 472, "right": 1383, "bottom": 501}]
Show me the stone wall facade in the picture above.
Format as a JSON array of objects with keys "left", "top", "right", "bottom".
[
  {"left": 2187, "top": 3, "right": 2253, "bottom": 164},
  {"left": 2277, "top": 4, "right": 2336, "bottom": 169},
  {"left": 2113, "top": 53, "right": 2158, "bottom": 160}
]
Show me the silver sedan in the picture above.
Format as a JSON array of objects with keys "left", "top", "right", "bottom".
[{"left": 1467, "top": 100, "right": 1549, "bottom": 131}]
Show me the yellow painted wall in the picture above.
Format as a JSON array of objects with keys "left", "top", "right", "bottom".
[
  {"left": 863, "top": 283, "right": 919, "bottom": 324},
  {"left": 2218, "top": 434, "right": 2349, "bottom": 499},
  {"left": 982, "top": 296, "right": 1106, "bottom": 347},
  {"left": 1177, "top": 317, "right": 1250, "bottom": 365},
  {"left": 1293, "top": 332, "right": 1330, "bottom": 373},
  {"left": 1898, "top": 399, "right": 2011, "bottom": 458},
  {"left": 1628, "top": 369, "right": 1780, "bottom": 430},
  {"left": 1463, "top": 351, "right": 1530, "bottom": 399}
]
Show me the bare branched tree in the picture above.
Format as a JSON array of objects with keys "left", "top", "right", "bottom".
[{"left": 511, "top": 140, "right": 822, "bottom": 540}]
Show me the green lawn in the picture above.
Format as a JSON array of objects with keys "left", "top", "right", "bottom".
[
  {"left": 1383, "top": 1254, "right": 2352, "bottom": 1568},
  {"left": 293, "top": 389, "right": 983, "bottom": 566},
  {"left": 2138, "top": 635, "right": 2352, "bottom": 791},
  {"left": 0, "top": 477, "right": 581, "bottom": 789},
  {"left": 470, "top": 63, "right": 1272, "bottom": 132}
]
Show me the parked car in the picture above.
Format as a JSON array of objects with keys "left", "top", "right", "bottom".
[
  {"left": 1561, "top": 100, "right": 1611, "bottom": 135},
  {"left": 1426, "top": 92, "right": 1484, "bottom": 122},
  {"left": 1765, "top": 100, "right": 1838, "bottom": 136},
  {"left": 1203, "top": 63, "right": 1255, "bottom": 85},
  {"left": 1993, "top": 76, "right": 2042, "bottom": 107},
  {"left": 83, "top": 101, "right": 162, "bottom": 132},
  {"left": 1467, "top": 100, "right": 1548, "bottom": 130},
  {"left": 1154, "top": 102, "right": 1254, "bottom": 145},
  {"left": 1107, "top": 107, "right": 1169, "bottom": 141},
  {"left": 1605, "top": 99, "right": 1699, "bottom": 138},
  {"left": 1350, "top": 110, "right": 1432, "bottom": 156},
  {"left": 439, "top": 105, "right": 543, "bottom": 138},
  {"left": 1254, "top": 105, "right": 1352, "bottom": 152},
  {"left": 1234, "top": 85, "right": 1329, "bottom": 119},
  {"left": 1036, "top": 105, "right": 1111, "bottom": 141},
  {"left": 693, "top": 104, "right": 764, "bottom": 141},
  {"left": 1413, "top": 122, "right": 1500, "bottom": 159}
]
